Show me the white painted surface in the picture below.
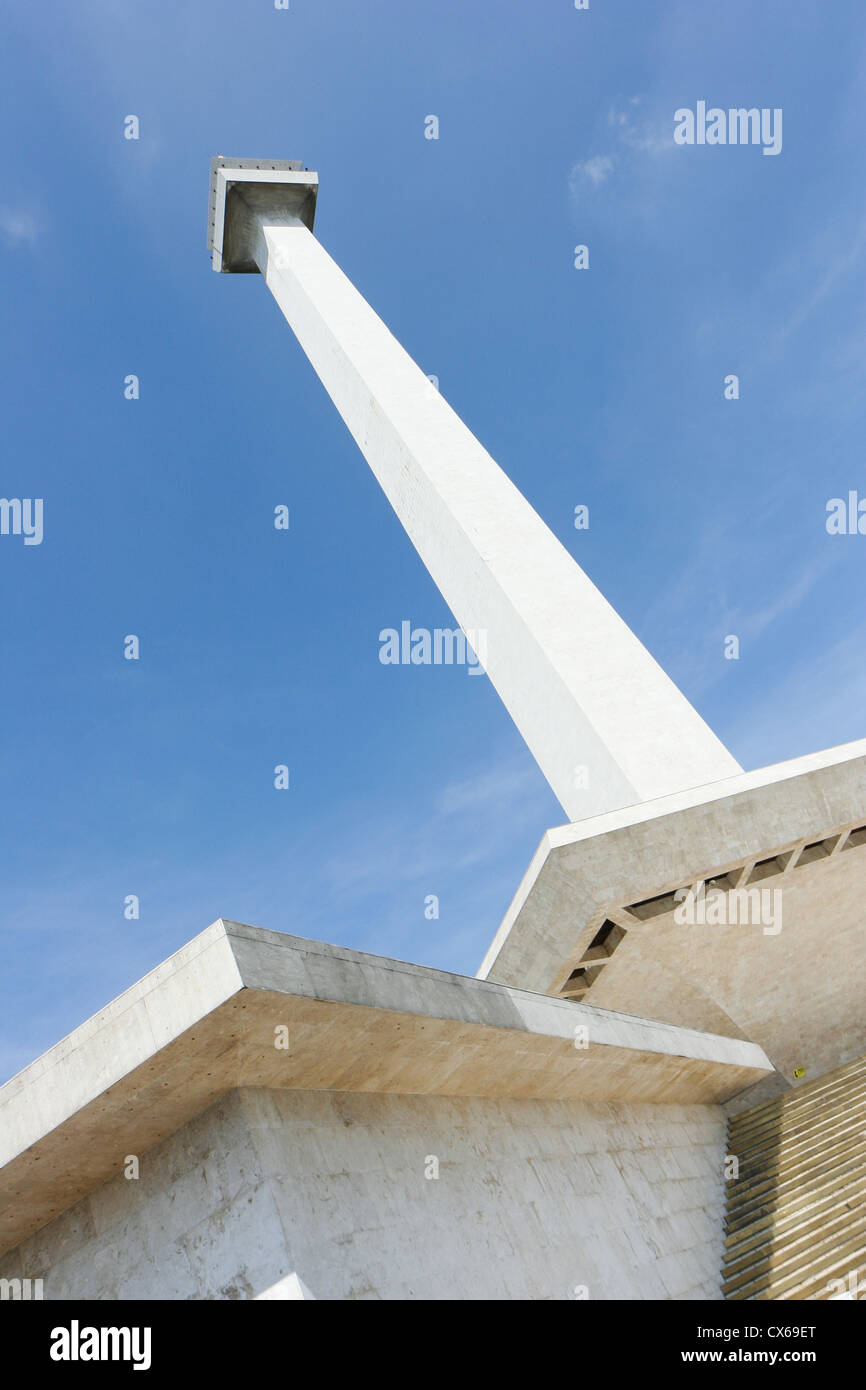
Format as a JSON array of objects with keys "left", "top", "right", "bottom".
[
  {"left": 0, "top": 1087, "right": 728, "bottom": 1301},
  {"left": 228, "top": 189, "right": 741, "bottom": 822},
  {"left": 255, "top": 1272, "right": 315, "bottom": 1300}
]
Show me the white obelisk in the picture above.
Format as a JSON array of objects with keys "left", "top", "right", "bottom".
[{"left": 209, "top": 158, "right": 742, "bottom": 822}]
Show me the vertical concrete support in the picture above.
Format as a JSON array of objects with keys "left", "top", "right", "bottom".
[{"left": 212, "top": 162, "right": 742, "bottom": 821}]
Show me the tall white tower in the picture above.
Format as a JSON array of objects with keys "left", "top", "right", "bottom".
[{"left": 208, "top": 156, "right": 742, "bottom": 823}]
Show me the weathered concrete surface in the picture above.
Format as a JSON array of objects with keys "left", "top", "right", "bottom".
[
  {"left": 0, "top": 1086, "right": 730, "bottom": 1301},
  {"left": 207, "top": 158, "right": 318, "bottom": 272},
  {"left": 480, "top": 739, "right": 866, "bottom": 1087},
  {"left": 722, "top": 1053, "right": 866, "bottom": 1301},
  {"left": 0, "top": 920, "right": 770, "bottom": 1258},
  {"left": 212, "top": 159, "right": 742, "bottom": 823}
]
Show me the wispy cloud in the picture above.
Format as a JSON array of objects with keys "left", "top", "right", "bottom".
[
  {"left": 636, "top": 504, "right": 839, "bottom": 709},
  {"left": 0, "top": 209, "right": 39, "bottom": 245},
  {"left": 608, "top": 97, "right": 671, "bottom": 155},
  {"left": 570, "top": 154, "right": 616, "bottom": 190},
  {"left": 769, "top": 214, "right": 866, "bottom": 353},
  {"left": 318, "top": 755, "right": 551, "bottom": 908},
  {"left": 731, "top": 553, "right": 834, "bottom": 645},
  {"left": 569, "top": 97, "right": 671, "bottom": 200},
  {"left": 725, "top": 619, "right": 866, "bottom": 769},
  {"left": 435, "top": 761, "right": 541, "bottom": 817}
]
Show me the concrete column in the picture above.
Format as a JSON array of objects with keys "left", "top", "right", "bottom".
[{"left": 210, "top": 161, "right": 742, "bottom": 821}]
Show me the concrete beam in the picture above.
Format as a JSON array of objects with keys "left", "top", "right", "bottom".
[{"left": 0, "top": 920, "right": 771, "bottom": 1256}]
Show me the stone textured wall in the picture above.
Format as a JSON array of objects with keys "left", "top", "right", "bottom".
[{"left": 0, "top": 1087, "right": 727, "bottom": 1300}]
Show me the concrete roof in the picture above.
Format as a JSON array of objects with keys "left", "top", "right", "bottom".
[
  {"left": 479, "top": 738, "right": 866, "bottom": 1085},
  {"left": 0, "top": 920, "right": 771, "bottom": 1256}
]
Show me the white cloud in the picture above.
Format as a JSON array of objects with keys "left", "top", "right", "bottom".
[
  {"left": 0, "top": 209, "right": 39, "bottom": 245},
  {"left": 436, "top": 761, "right": 541, "bottom": 817},
  {"left": 609, "top": 100, "right": 670, "bottom": 155},
  {"left": 569, "top": 98, "right": 671, "bottom": 202},
  {"left": 571, "top": 154, "right": 616, "bottom": 190},
  {"left": 735, "top": 554, "right": 833, "bottom": 644}
]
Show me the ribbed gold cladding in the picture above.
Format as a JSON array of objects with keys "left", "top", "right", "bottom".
[{"left": 723, "top": 1054, "right": 866, "bottom": 1299}]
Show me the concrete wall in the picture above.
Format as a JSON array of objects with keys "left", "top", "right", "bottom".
[{"left": 0, "top": 1087, "right": 728, "bottom": 1301}]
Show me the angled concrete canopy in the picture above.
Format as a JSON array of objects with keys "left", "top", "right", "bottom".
[
  {"left": 479, "top": 738, "right": 866, "bottom": 1089},
  {"left": 0, "top": 920, "right": 771, "bottom": 1258}
]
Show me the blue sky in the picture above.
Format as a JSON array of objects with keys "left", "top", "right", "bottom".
[{"left": 1, "top": 0, "right": 865, "bottom": 1082}]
